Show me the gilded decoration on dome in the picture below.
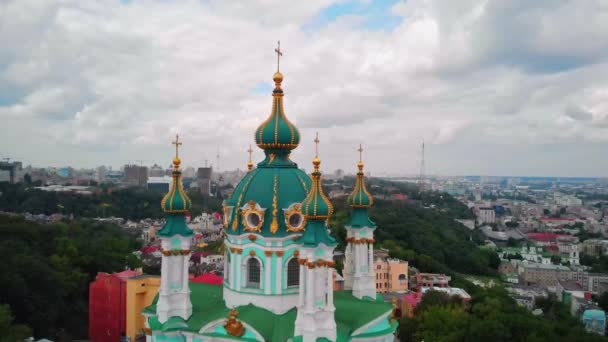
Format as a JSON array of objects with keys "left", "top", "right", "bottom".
[
  {"left": 241, "top": 200, "right": 265, "bottom": 232},
  {"left": 284, "top": 203, "right": 306, "bottom": 232},
  {"left": 270, "top": 175, "right": 279, "bottom": 234}
]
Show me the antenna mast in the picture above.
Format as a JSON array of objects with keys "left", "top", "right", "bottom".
[{"left": 418, "top": 139, "right": 425, "bottom": 193}]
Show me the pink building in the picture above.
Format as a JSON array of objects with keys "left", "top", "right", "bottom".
[
  {"left": 416, "top": 273, "right": 451, "bottom": 290},
  {"left": 374, "top": 258, "right": 408, "bottom": 293}
]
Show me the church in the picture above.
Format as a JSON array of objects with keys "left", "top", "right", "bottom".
[{"left": 142, "top": 45, "right": 398, "bottom": 342}]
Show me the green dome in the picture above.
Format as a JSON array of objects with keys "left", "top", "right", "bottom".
[
  {"left": 161, "top": 167, "right": 192, "bottom": 213},
  {"left": 347, "top": 162, "right": 373, "bottom": 208},
  {"left": 254, "top": 72, "right": 300, "bottom": 151},
  {"left": 225, "top": 151, "right": 311, "bottom": 237},
  {"left": 158, "top": 155, "right": 193, "bottom": 238},
  {"left": 302, "top": 158, "right": 333, "bottom": 220}
]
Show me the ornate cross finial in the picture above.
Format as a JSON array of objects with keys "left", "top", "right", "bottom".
[
  {"left": 274, "top": 40, "right": 283, "bottom": 72},
  {"left": 358, "top": 144, "right": 363, "bottom": 162},
  {"left": 247, "top": 145, "right": 253, "bottom": 162},
  {"left": 172, "top": 134, "right": 182, "bottom": 158},
  {"left": 314, "top": 132, "right": 320, "bottom": 158}
]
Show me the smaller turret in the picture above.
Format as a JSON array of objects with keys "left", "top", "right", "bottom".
[
  {"left": 343, "top": 144, "right": 377, "bottom": 299},
  {"left": 156, "top": 135, "right": 193, "bottom": 323}
]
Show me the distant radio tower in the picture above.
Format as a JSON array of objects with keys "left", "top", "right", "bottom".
[
  {"left": 418, "top": 139, "right": 425, "bottom": 193},
  {"left": 216, "top": 146, "right": 221, "bottom": 172}
]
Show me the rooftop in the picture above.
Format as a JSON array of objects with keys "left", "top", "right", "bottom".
[{"left": 143, "top": 282, "right": 394, "bottom": 341}]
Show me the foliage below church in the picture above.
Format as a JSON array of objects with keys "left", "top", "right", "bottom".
[
  {"left": 0, "top": 214, "right": 141, "bottom": 340},
  {"left": 330, "top": 185, "right": 497, "bottom": 277},
  {"left": 399, "top": 289, "right": 608, "bottom": 342}
]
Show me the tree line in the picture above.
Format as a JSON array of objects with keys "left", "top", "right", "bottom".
[{"left": 0, "top": 214, "right": 142, "bottom": 340}]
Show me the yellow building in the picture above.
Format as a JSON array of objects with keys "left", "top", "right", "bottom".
[
  {"left": 126, "top": 274, "right": 161, "bottom": 341},
  {"left": 375, "top": 258, "right": 409, "bottom": 293}
]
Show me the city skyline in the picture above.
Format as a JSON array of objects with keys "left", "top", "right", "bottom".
[{"left": 2, "top": 1, "right": 608, "bottom": 177}]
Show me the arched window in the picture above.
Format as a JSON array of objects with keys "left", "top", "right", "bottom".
[
  {"left": 287, "top": 258, "right": 300, "bottom": 287},
  {"left": 246, "top": 258, "right": 261, "bottom": 288}
]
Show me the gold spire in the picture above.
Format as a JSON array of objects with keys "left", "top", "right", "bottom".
[
  {"left": 273, "top": 40, "right": 284, "bottom": 89},
  {"left": 357, "top": 143, "right": 364, "bottom": 171},
  {"left": 313, "top": 132, "right": 321, "bottom": 172},
  {"left": 171, "top": 134, "right": 182, "bottom": 169},
  {"left": 347, "top": 143, "right": 374, "bottom": 208},
  {"left": 247, "top": 145, "right": 254, "bottom": 171}
]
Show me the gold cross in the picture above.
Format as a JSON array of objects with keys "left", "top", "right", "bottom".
[
  {"left": 314, "top": 132, "right": 320, "bottom": 158},
  {"left": 274, "top": 40, "right": 283, "bottom": 72},
  {"left": 247, "top": 145, "right": 253, "bottom": 162},
  {"left": 358, "top": 144, "right": 363, "bottom": 162},
  {"left": 172, "top": 134, "right": 182, "bottom": 158}
]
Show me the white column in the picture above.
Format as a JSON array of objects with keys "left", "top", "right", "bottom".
[
  {"left": 306, "top": 266, "right": 314, "bottom": 311},
  {"left": 235, "top": 251, "right": 242, "bottom": 289},
  {"left": 327, "top": 267, "right": 334, "bottom": 310},
  {"left": 182, "top": 253, "right": 189, "bottom": 290},
  {"left": 160, "top": 254, "right": 168, "bottom": 294},
  {"left": 265, "top": 253, "right": 272, "bottom": 295},
  {"left": 368, "top": 242, "right": 373, "bottom": 275},
  {"left": 276, "top": 254, "right": 283, "bottom": 294},
  {"left": 298, "top": 264, "right": 305, "bottom": 307}
]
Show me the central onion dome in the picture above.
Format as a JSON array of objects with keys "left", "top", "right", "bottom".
[
  {"left": 224, "top": 71, "right": 311, "bottom": 237},
  {"left": 254, "top": 71, "right": 300, "bottom": 150}
]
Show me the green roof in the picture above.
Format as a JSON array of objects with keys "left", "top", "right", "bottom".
[
  {"left": 346, "top": 165, "right": 373, "bottom": 208},
  {"left": 225, "top": 162, "right": 311, "bottom": 237},
  {"left": 144, "top": 283, "right": 395, "bottom": 341},
  {"left": 157, "top": 215, "right": 193, "bottom": 237},
  {"left": 300, "top": 220, "right": 337, "bottom": 248},
  {"left": 254, "top": 72, "right": 300, "bottom": 151},
  {"left": 347, "top": 207, "right": 376, "bottom": 229},
  {"left": 161, "top": 170, "right": 192, "bottom": 213},
  {"left": 302, "top": 163, "right": 333, "bottom": 220}
]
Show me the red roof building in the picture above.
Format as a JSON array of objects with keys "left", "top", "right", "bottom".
[
  {"left": 527, "top": 232, "right": 568, "bottom": 243},
  {"left": 89, "top": 270, "right": 140, "bottom": 341},
  {"left": 191, "top": 273, "right": 224, "bottom": 285}
]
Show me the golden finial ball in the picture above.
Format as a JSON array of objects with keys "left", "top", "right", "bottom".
[
  {"left": 273, "top": 71, "right": 283, "bottom": 84},
  {"left": 313, "top": 157, "right": 321, "bottom": 166},
  {"left": 173, "top": 157, "right": 181, "bottom": 167},
  {"left": 358, "top": 161, "right": 364, "bottom": 169}
]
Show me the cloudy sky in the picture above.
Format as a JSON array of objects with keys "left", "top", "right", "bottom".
[{"left": 1, "top": 0, "right": 608, "bottom": 177}]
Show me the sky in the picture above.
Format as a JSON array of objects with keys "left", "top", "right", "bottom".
[{"left": 1, "top": 0, "right": 608, "bottom": 177}]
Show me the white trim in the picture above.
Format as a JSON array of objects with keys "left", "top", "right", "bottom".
[
  {"left": 199, "top": 318, "right": 265, "bottom": 341},
  {"left": 227, "top": 232, "right": 302, "bottom": 244},
  {"left": 351, "top": 311, "right": 392, "bottom": 336},
  {"left": 223, "top": 286, "right": 298, "bottom": 314}
]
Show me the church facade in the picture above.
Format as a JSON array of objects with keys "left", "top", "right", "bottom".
[{"left": 142, "top": 51, "right": 398, "bottom": 341}]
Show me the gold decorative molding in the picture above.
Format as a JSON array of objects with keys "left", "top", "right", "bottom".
[
  {"left": 285, "top": 203, "right": 306, "bottom": 232},
  {"left": 293, "top": 250, "right": 300, "bottom": 257},
  {"left": 249, "top": 250, "right": 256, "bottom": 256},
  {"left": 224, "top": 309, "right": 245, "bottom": 337},
  {"left": 248, "top": 234, "right": 257, "bottom": 241},
  {"left": 270, "top": 176, "right": 279, "bottom": 234},
  {"left": 276, "top": 251, "right": 284, "bottom": 257},
  {"left": 264, "top": 250, "right": 273, "bottom": 257},
  {"left": 242, "top": 200, "right": 264, "bottom": 232}
]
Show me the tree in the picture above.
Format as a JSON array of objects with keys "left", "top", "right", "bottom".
[
  {"left": 414, "top": 290, "right": 463, "bottom": 315},
  {"left": 0, "top": 304, "right": 32, "bottom": 342},
  {"left": 416, "top": 306, "right": 470, "bottom": 342}
]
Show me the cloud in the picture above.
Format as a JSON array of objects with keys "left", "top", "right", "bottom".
[
  {"left": 0, "top": 0, "right": 608, "bottom": 176},
  {"left": 565, "top": 104, "right": 593, "bottom": 122}
]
